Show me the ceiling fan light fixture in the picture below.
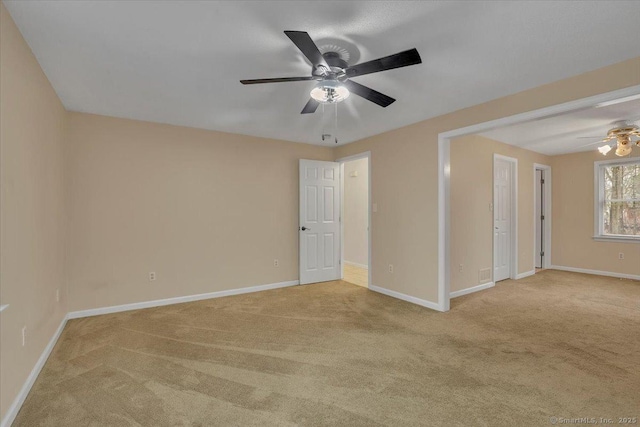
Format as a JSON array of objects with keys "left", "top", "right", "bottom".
[
  {"left": 598, "top": 144, "right": 612, "bottom": 155},
  {"left": 615, "top": 136, "right": 632, "bottom": 157},
  {"left": 310, "top": 80, "right": 349, "bottom": 104}
]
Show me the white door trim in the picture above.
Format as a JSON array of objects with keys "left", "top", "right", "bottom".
[
  {"left": 337, "top": 151, "right": 372, "bottom": 289},
  {"left": 533, "top": 163, "right": 552, "bottom": 271},
  {"left": 438, "top": 84, "right": 640, "bottom": 312},
  {"left": 493, "top": 154, "right": 518, "bottom": 281}
]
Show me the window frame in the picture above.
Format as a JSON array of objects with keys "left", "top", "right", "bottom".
[{"left": 593, "top": 156, "right": 640, "bottom": 243}]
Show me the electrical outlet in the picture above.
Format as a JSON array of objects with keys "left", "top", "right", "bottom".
[
  {"left": 56, "top": 289, "right": 60, "bottom": 302},
  {"left": 388, "top": 264, "right": 394, "bottom": 273},
  {"left": 618, "top": 253, "right": 624, "bottom": 260},
  {"left": 149, "top": 271, "right": 156, "bottom": 281},
  {"left": 22, "top": 326, "right": 26, "bottom": 347},
  {"left": 459, "top": 264, "right": 463, "bottom": 272},
  {"left": 274, "top": 259, "right": 279, "bottom": 267}
]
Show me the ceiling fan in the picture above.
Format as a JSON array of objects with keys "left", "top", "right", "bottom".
[
  {"left": 240, "top": 31, "right": 422, "bottom": 114},
  {"left": 579, "top": 121, "right": 640, "bottom": 156}
]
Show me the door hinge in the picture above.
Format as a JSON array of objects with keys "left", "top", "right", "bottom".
[
  {"left": 540, "top": 215, "right": 545, "bottom": 220},
  {"left": 540, "top": 251, "right": 545, "bottom": 257},
  {"left": 541, "top": 178, "right": 545, "bottom": 184}
]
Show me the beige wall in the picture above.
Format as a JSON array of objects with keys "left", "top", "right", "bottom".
[
  {"left": 552, "top": 150, "right": 640, "bottom": 275},
  {"left": 450, "top": 135, "right": 551, "bottom": 292},
  {"left": 0, "top": 3, "right": 68, "bottom": 420},
  {"left": 66, "top": 113, "right": 333, "bottom": 311},
  {"left": 334, "top": 56, "right": 640, "bottom": 303},
  {"left": 343, "top": 158, "right": 369, "bottom": 267}
]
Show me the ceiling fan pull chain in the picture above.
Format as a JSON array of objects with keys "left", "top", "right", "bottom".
[
  {"left": 334, "top": 102, "right": 338, "bottom": 144},
  {"left": 322, "top": 103, "right": 326, "bottom": 141}
]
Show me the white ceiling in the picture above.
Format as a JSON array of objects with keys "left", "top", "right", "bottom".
[
  {"left": 5, "top": 1, "right": 640, "bottom": 146},
  {"left": 480, "top": 97, "right": 640, "bottom": 156}
]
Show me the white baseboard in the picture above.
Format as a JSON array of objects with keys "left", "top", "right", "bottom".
[
  {"left": 68, "top": 280, "right": 299, "bottom": 319},
  {"left": 550, "top": 265, "right": 640, "bottom": 281},
  {"left": 450, "top": 282, "right": 495, "bottom": 298},
  {"left": 515, "top": 270, "right": 536, "bottom": 280},
  {"left": 344, "top": 261, "right": 368, "bottom": 270},
  {"left": 1, "top": 315, "right": 68, "bottom": 427},
  {"left": 369, "top": 285, "right": 444, "bottom": 312}
]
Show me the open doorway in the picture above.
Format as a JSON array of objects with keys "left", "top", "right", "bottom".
[
  {"left": 339, "top": 152, "right": 371, "bottom": 288},
  {"left": 439, "top": 85, "right": 640, "bottom": 312}
]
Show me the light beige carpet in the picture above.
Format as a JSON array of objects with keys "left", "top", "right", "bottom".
[{"left": 13, "top": 270, "right": 640, "bottom": 426}]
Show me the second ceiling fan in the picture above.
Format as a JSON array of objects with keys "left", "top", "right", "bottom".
[{"left": 240, "top": 31, "right": 422, "bottom": 114}]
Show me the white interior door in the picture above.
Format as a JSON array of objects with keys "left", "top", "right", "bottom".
[
  {"left": 299, "top": 159, "right": 341, "bottom": 285},
  {"left": 494, "top": 157, "right": 512, "bottom": 282}
]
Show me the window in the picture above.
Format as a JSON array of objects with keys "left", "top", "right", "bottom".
[{"left": 594, "top": 158, "right": 640, "bottom": 241}]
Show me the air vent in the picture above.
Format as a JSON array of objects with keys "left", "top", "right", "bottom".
[{"left": 479, "top": 268, "right": 491, "bottom": 284}]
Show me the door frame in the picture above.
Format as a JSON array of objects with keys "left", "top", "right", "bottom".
[
  {"left": 438, "top": 84, "right": 640, "bottom": 312},
  {"left": 493, "top": 154, "right": 518, "bottom": 282},
  {"left": 337, "top": 151, "right": 371, "bottom": 289},
  {"left": 533, "top": 163, "right": 552, "bottom": 271}
]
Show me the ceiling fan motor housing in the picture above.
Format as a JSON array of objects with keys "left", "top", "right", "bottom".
[{"left": 322, "top": 51, "right": 348, "bottom": 71}]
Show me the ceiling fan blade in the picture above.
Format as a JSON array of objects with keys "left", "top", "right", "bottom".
[
  {"left": 240, "top": 76, "right": 317, "bottom": 85},
  {"left": 579, "top": 140, "right": 607, "bottom": 148},
  {"left": 345, "top": 48, "right": 422, "bottom": 78},
  {"left": 301, "top": 98, "right": 320, "bottom": 114},
  {"left": 344, "top": 80, "right": 395, "bottom": 107},
  {"left": 284, "top": 31, "right": 329, "bottom": 70}
]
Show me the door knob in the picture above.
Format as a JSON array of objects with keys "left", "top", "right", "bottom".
[{"left": 301, "top": 226, "right": 311, "bottom": 231}]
